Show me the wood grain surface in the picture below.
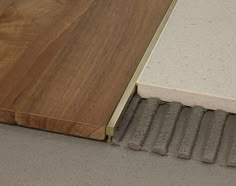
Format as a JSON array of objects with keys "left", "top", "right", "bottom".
[{"left": 0, "top": 0, "right": 172, "bottom": 140}]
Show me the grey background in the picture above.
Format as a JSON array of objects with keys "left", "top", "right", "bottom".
[{"left": 0, "top": 124, "right": 235, "bottom": 186}]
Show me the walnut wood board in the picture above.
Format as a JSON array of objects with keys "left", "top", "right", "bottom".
[{"left": 0, "top": 0, "right": 172, "bottom": 140}]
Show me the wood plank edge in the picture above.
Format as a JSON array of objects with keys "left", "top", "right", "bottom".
[
  {"left": 0, "top": 109, "right": 106, "bottom": 140},
  {"left": 15, "top": 112, "right": 106, "bottom": 140},
  {"left": 0, "top": 108, "right": 16, "bottom": 124}
]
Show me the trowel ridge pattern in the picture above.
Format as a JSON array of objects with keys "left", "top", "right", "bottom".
[{"left": 113, "top": 94, "right": 236, "bottom": 167}]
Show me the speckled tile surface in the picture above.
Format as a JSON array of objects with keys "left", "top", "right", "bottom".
[{"left": 138, "top": 0, "right": 236, "bottom": 113}]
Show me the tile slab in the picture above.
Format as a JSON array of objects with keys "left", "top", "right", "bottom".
[{"left": 138, "top": 0, "right": 236, "bottom": 113}]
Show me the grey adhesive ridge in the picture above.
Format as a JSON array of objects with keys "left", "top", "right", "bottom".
[
  {"left": 120, "top": 101, "right": 147, "bottom": 145},
  {"left": 202, "top": 110, "right": 228, "bottom": 163},
  {"left": 177, "top": 106, "right": 205, "bottom": 159},
  {"left": 114, "top": 94, "right": 236, "bottom": 168},
  {"left": 216, "top": 115, "right": 234, "bottom": 165},
  {"left": 142, "top": 104, "right": 170, "bottom": 152},
  {"left": 152, "top": 102, "right": 182, "bottom": 155},
  {"left": 226, "top": 116, "right": 236, "bottom": 166},
  {"left": 228, "top": 139, "right": 236, "bottom": 166},
  {"left": 191, "top": 111, "right": 213, "bottom": 161},
  {"left": 128, "top": 98, "right": 160, "bottom": 150},
  {"left": 113, "top": 95, "right": 141, "bottom": 144},
  {"left": 167, "top": 107, "right": 191, "bottom": 156}
]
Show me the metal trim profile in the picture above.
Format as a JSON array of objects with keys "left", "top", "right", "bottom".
[{"left": 105, "top": 0, "right": 179, "bottom": 140}]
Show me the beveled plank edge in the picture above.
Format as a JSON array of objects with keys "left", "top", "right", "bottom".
[
  {"left": 0, "top": 108, "right": 16, "bottom": 124},
  {"left": 105, "top": 0, "right": 179, "bottom": 140},
  {"left": 0, "top": 108, "right": 106, "bottom": 140},
  {"left": 15, "top": 112, "right": 106, "bottom": 140},
  {"left": 15, "top": 112, "right": 105, "bottom": 140}
]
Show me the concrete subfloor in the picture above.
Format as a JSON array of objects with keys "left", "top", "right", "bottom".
[{"left": 0, "top": 124, "right": 236, "bottom": 186}]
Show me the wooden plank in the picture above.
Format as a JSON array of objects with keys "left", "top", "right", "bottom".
[{"left": 0, "top": 0, "right": 173, "bottom": 140}]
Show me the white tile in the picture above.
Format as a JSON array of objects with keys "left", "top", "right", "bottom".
[{"left": 138, "top": 0, "right": 236, "bottom": 113}]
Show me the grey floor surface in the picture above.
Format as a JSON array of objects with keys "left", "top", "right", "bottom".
[{"left": 0, "top": 124, "right": 236, "bottom": 186}]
